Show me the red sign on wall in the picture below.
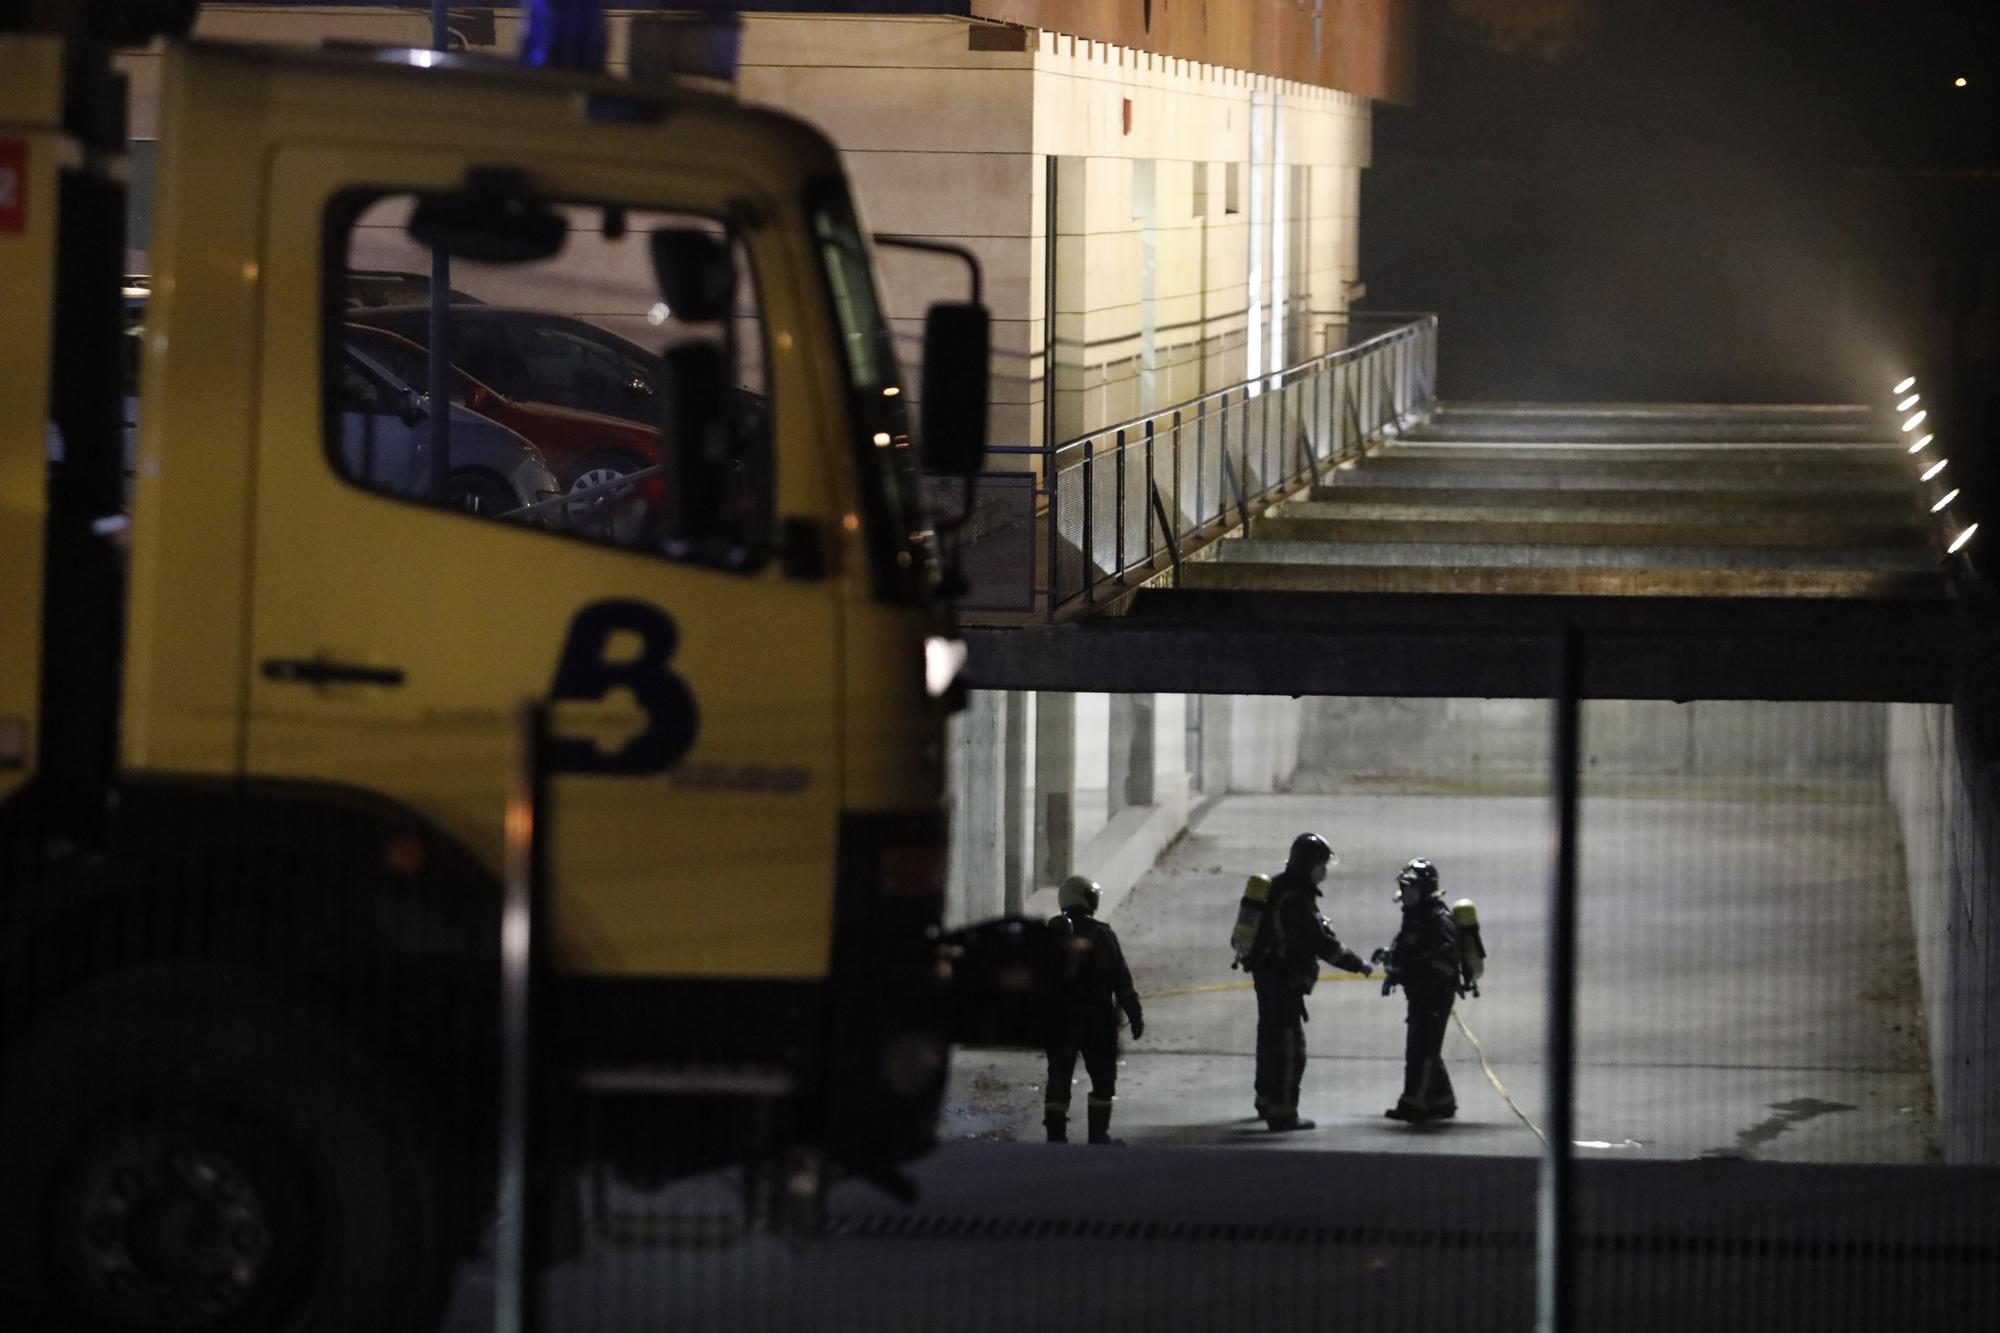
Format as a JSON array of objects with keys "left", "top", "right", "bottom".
[{"left": 0, "top": 139, "right": 26, "bottom": 233}]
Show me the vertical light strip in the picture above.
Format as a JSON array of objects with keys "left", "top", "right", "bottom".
[
  {"left": 1247, "top": 90, "right": 1267, "bottom": 395},
  {"left": 1269, "top": 94, "right": 1288, "bottom": 391}
]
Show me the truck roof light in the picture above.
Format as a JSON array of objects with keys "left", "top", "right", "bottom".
[{"left": 521, "top": 0, "right": 608, "bottom": 74}]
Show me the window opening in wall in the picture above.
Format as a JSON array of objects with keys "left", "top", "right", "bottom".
[{"left": 1225, "top": 161, "right": 1242, "bottom": 215}]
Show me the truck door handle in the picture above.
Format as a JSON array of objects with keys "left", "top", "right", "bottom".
[{"left": 261, "top": 656, "right": 406, "bottom": 688}]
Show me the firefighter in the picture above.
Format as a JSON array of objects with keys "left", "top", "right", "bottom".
[
  {"left": 1043, "top": 875, "right": 1145, "bottom": 1144},
  {"left": 1377, "top": 857, "right": 1464, "bottom": 1122},
  {"left": 1247, "top": 833, "right": 1371, "bottom": 1132}
]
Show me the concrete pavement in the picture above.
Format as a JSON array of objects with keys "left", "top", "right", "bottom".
[{"left": 945, "top": 787, "right": 1937, "bottom": 1164}]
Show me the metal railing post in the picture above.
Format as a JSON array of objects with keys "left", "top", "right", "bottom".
[
  {"left": 1309, "top": 362, "right": 1322, "bottom": 468},
  {"left": 1143, "top": 420, "right": 1157, "bottom": 564},
  {"left": 1114, "top": 428, "right": 1128, "bottom": 581},
  {"left": 1236, "top": 391, "right": 1250, "bottom": 517},
  {"left": 1195, "top": 399, "right": 1207, "bottom": 527},
  {"left": 1171, "top": 409, "right": 1184, "bottom": 546},
  {"left": 1044, "top": 447, "right": 1059, "bottom": 621},
  {"left": 1262, "top": 387, "right": 1274, "bottom": 498},
  {"left": 1540, "top": 629, "right": 1582, "bottom": 1333},
  {"left": 1081, "top": 438, "right": 1095, "bottom": 604},
  {"left": 1149, "top": 482, "right": 1181, "bottom": 585}
]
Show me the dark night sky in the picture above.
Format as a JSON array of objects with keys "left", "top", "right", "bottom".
[
  {"left": 1389, "top": 1, "right": 1998, "bottom": 169},
  {"left": 1363, "top": 0, "right": 2000, "bottom": 409}
]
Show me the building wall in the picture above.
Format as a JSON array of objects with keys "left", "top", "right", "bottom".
[
  {"left": 1887, "top": 701, "right": 2000, "bottom": 1164},
  {"left": 1295, "top": 698, "right": 1889, "bottom": 785},
  {"left": 730, "top": 18, "right": 1373, "bottom": 452}
]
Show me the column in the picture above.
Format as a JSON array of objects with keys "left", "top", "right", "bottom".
[{"left": 1034, "top": 691, "right": 1076, "bottom": 889}]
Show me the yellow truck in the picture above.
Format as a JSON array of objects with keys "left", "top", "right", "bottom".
[{"left": 0, "top": 10, "right": 1025, "bottom": 1329}]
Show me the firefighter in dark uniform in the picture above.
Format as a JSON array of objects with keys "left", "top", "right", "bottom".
[
  {"left": 1248, "top": 833, "right": 1371, "bottom": 1132},
  {"left": 1377, "top": 857, "right": 1465, "bottom": 1122},
  {"left": 1043, "top": 875, "right": 1145, "bottom": 1144}
]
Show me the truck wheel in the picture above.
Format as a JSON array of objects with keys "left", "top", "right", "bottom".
[{"left": 0, "top": 965, "right": 448, "bottom": 1333}]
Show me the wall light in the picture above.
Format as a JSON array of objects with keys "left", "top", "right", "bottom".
[
  {"left": 1922, "top": 458, "right": 1949, "bottom": 482},
  {"left": 1904, "top": 410, "right": 1928, "bottom": 432},
  {"left": 1894, "top": 376, "right": 1917, "bottom": 393},
  {"left": 1909, "top": 433, "right": 1934, "bottom": 454},
  {"left": 1897, "top": 393, "right": 1921, "bottom": 411},
  {"left": 1931, "top": 488, "right": 1960, "bottom": 514},
  {"left": 1949, "top": 524, "right": 1978, "bottom": 554}
]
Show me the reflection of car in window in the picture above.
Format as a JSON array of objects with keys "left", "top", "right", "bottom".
[
  {"left": 347, "top": 306, "right": 661, "bottom": 423},
  {"left": 342, "top": 324, "right": 665, "bottom": 523},
  {"left": 343, "top": 270, "right": 482, "bottom": 309},
  {"left": 335, "top": 343, "right": 559, "bottom": 518}
]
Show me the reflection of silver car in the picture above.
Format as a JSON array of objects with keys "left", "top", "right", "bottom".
[{"left": 337, "top": 344, "right": 559, "bottom": 517}]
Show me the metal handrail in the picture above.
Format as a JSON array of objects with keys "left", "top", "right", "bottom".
[
  {"left": 1047, "top": 317, "right": 1432, "bottom": 466},
  {"left": 972, "top": 313, "right": 1437, "bottom": 621}
]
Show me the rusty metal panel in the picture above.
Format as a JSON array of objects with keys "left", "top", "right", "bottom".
[{"left": 971, "top": 0, "right": 1415, "bottom": 101}]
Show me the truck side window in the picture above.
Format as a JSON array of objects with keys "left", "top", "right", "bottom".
[{"left": 329, "top": 193, "right": 773, "bottom": 565}]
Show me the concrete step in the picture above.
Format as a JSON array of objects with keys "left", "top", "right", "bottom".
[
  {"left": 1377, "top": 443, "right": 1905, "bottom": 465},
  {"left": 1320, "top": 466, "right": 1916, "bottom": 494},
  {"left": 1342, "top": 454, "right": 1914, "bottom": 486},
  {"left": 1437, "top": 400, "right": 1877, "bottom": 416},
  {"left": 1412, "top": 403, "right": 1889, "bottom": 445},
  {"left": 1303, "top": 484, "right": 1921, "bottom": 515},
  {"left": 1251, "top": 515, "right": 1933, "bottom": 551},
  {"left": 1210, "top": 537, "right": 1937, "bottom": 573},
  {"left": 1180, "top": 559, "right": 1947, "bottom": 600}
]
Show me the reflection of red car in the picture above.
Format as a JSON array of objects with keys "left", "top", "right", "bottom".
[{"left": 344, "top": 325, "right": 663, "bottom": 512}]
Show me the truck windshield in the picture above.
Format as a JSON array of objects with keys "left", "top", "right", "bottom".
[{"left": 809, "top": 184, "right": 933, "bottom": 603}]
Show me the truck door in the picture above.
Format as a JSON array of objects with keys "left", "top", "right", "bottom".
[{"left": 243, "top": 150, "right": 846, "bottom": 982}]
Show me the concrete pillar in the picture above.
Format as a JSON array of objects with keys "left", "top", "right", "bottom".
[
  {"left": 946, "top": 690, "right": 1006, "bottom": 926},
  {"left": 1003, "top": 689, "right": 1030, "bottom": 914},
  {"left": 1034, "top": 691, "right": 1076, "bottom": 889},
  {"left": 1200, "top": 694, "right": 1235, "bottom": 794},
  {"left": 1109, "top": 693, "right": 1156, "bottom": 814}
]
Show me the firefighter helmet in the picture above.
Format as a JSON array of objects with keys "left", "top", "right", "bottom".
[
  {"left": 1396, "top": 857, "right": 1441, "bottom": 903},
  {"left": 1287, "top": 833, "right": 1335, "bottom": 871},
  {"left": 1058, "top": 875, "right": 1102, "bottom": 915}
]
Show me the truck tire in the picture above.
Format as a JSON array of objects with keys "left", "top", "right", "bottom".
[{"left": 0, "top": 964, "right": 449, "bottom": 1333}]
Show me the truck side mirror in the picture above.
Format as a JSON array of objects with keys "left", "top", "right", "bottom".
[
  {"left": 409, "top": 171, "right": 568, "bottom": 264},
  {"left": 663, "top": 342, "right": 734, "bottom": 548},
  {"left": 920, "top": 302, "right": 989, "bottom": 476},
  {"left": 649, "top": 228, "right": 735, "bottom": 322}
]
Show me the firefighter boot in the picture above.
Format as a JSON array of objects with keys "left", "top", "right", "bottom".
[{"left": 1087, "top": 1100, "right": 1123, "bottom": 1146}]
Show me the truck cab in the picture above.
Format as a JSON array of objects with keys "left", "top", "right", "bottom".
[{"left": 1, "top": 31, "right": 1008, "bottom": 1332}]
